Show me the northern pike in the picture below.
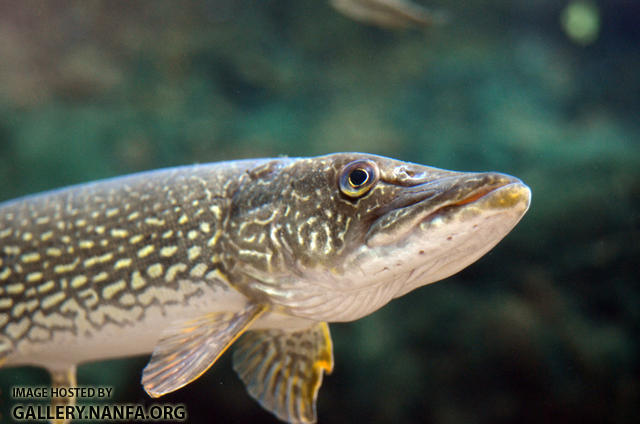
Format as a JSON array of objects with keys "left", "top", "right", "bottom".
[
  {"left": 0, "top": 153, "right": 530, "bottom": 423},
  {"left": 330, "top": 0, "right": 444, "bottom": 28}
]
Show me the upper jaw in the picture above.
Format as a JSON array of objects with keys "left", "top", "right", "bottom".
[{"left": 365, "top": 172, "right": 526, "bottom": 247}]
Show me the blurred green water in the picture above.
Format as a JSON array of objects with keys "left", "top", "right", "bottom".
[{"left": 0, "top": 0, "right": 638, "bottom": 423}]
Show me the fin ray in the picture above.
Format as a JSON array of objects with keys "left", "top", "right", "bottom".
[
  {"left": 233, "top": 322, "right": 333, "bottom": 424},
  {"left": 142, "top": 303, "right": 266, "bottom": 397},
  {"left": 49, "top": 365, "right": 77, "bottom": 424}
]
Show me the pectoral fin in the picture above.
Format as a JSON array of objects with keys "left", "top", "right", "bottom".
[
  {"left": 142, "top": 303, "right": 266, "bottom": 397},
  {"left": 232, "top": 322, "right": 334, "bottom": 424}
]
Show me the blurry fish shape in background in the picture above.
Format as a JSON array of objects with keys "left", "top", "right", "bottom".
[
  {"left": 330, "top": 0, "right": 446, "bottom": 28},
  {"left": 0, "top": 153, "right": 530, "bottom": 423}
]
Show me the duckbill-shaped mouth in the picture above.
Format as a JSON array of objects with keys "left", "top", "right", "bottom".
[{"left": 365, "top": 172, "right": 531, "bottom": 247}]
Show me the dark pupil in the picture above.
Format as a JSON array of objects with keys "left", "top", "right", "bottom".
[{"left": 349, "top": 168, "right": 368, "bottom": 187}]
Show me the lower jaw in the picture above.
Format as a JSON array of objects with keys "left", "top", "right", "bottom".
[{"left": 422, "top": 182, "right": 531, "bottom": 226}]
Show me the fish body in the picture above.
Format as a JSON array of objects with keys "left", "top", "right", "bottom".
[
  {"left": 0, "top": 153, "right": 530, "bottom": 423},
  {"left": 330, "top": 0, "right": 445, "bottom": 29}
]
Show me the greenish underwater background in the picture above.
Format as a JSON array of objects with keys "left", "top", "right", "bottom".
[{"left": 0, "top": 0, "right": 638, "bottom": 423}]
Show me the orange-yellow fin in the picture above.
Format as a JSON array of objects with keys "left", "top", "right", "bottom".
[
  {"left": 142, "top": 303, "right": 266, "bottom": 397},
  {"left": 232, "top": 322, "right": 334, "bottom": 424},
  {"left": 49, "top": 365, "right": 77, "bottom": 424}
]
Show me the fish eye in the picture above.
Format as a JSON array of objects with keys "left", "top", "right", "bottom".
[
  {"left": 349, "top": 168, "right": 369, "bottom": 187},
  {"left": 339, "top": 160, "right": 379, "bottom": 198}
]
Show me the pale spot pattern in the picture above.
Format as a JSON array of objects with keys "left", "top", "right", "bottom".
[{"left": 0, "top": 162, "right": 244, "bottom": 354}]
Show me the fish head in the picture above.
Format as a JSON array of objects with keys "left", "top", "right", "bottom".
[{"left": 228, "top": 153, "right": 531, "bottom": 322}]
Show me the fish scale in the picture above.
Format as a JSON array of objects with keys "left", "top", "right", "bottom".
[
  {"left": 0, "top": 162, "right": 258, "bottom": 361},
  {"left": 0, "top": 153, "right": 530, "bottom": 424}
]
